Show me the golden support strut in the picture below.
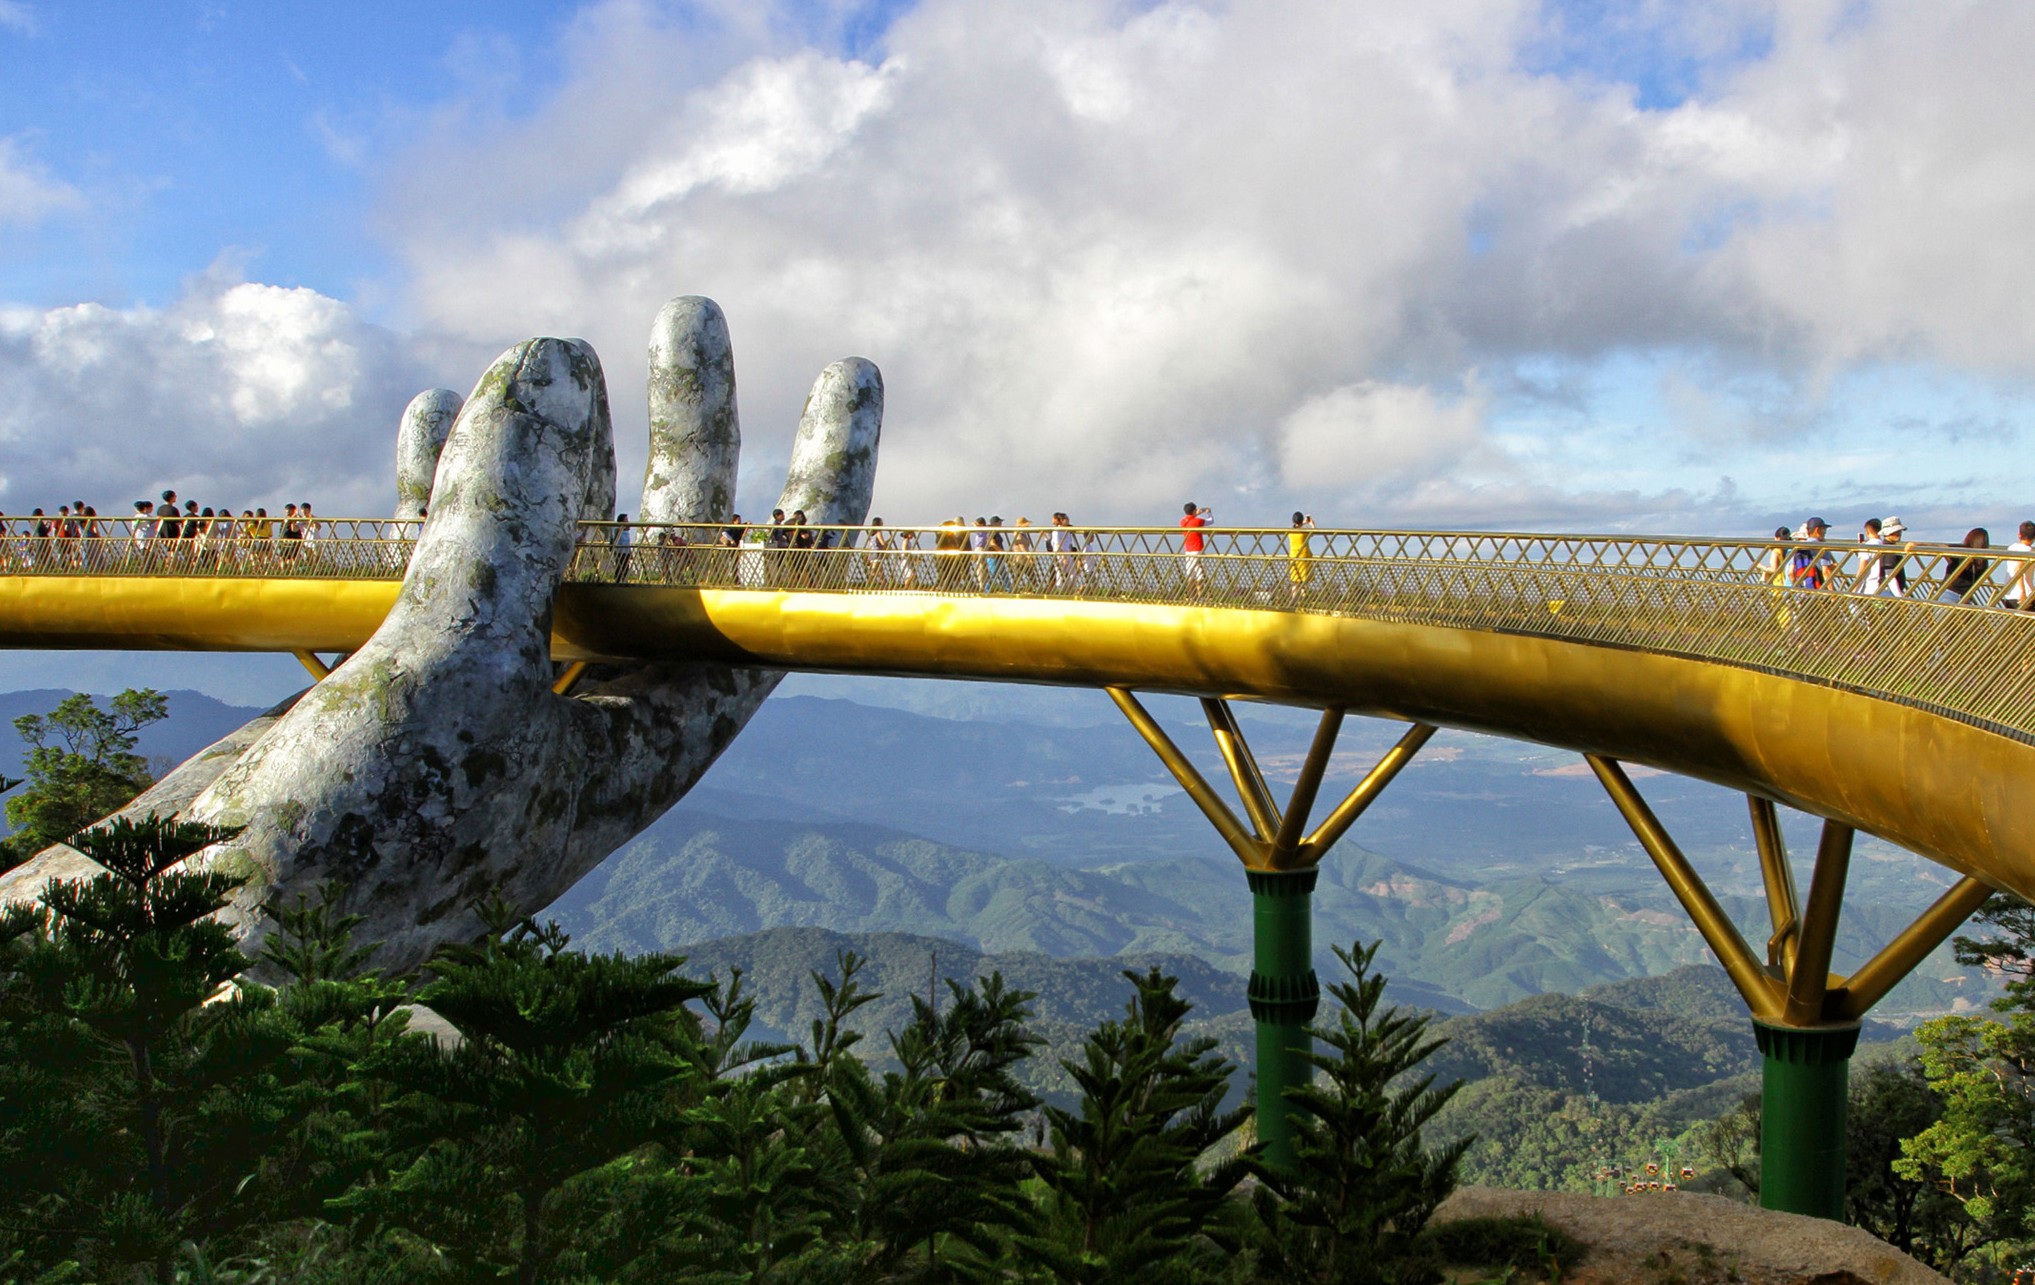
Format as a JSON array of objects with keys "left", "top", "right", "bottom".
[
  {"left": 1588, "top": 755, "right": 1998, "bottom": 1029},
  {"left": 1106, "top": 688, "right": 1434, "bottom": 871},
  {"left": 1587, "top": 755, "right": 1779, "bottom": 1020},
  {"left": 1749, "top": 796, "right": 1800, "bottom": 972}
]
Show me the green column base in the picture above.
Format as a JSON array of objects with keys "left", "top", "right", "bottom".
[
  {"left": 1247, "top": 867, "right": 1319, "bottom": 1174},
  {"left": 1752, "top": 1019, "right": 1860, "bottom": 1221}
]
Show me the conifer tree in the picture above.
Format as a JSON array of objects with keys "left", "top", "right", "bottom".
[
  {"left": 1017, "top": 967, "right": 1247, "bottom": 1284},
  {"left": 340, "top": 904, "right": 712, "bottom": 1285},
  {"left": 3, "top": 690, "right": 166, "bottom": 869},
  {"left": 668, "top": 950, "right": 878, "bottom": 1282},
  {"left": 4, "top": 813, "right": 298, "bottom": 1283},
  {"left": 828, "top": 971, "right": 1044, "bottom": 1278},
  {"left": 234, "top": 885, "right": 423, "bottom": 1236},
  {"left": 1248, "top": 941, "right": 1468, "bottom": 1285}
]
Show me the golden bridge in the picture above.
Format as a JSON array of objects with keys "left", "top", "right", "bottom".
[{"left": 3, "top": 517, "right": 2029, "bottom": 1216}]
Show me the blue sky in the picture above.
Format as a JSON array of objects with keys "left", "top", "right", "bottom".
[
  {"left": 3, "top": 1, "right": 2034, "bottom": 573},
  {"left": 0, "top": 1, "right": 927, "bottom": 308}
]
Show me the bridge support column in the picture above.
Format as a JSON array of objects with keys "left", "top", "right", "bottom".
[
  {"left": 1753, "top": 1019, "right": 1859, "bottom": 1219},
  {"left": 1247, "top": 866, "right": 1319, "bottom": 1172},
  {"left": 1107, "top": 687, "right": 1433, "bottom": 1175},
  {"left": 1587, "top": 753, "right": 1996, "bottom": 1219}
]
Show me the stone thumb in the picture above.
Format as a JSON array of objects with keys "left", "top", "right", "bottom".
[{"left": 387, "top": 338, "right": 608, "bottom": 688}]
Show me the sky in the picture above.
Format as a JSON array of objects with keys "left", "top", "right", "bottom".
[{"left": 4, "top": 0, "right": 2035, "bottom": 705}]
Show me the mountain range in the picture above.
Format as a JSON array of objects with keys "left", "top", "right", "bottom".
[{"left": 0, "top": 683, "right": 2003, "bottom": 1017}]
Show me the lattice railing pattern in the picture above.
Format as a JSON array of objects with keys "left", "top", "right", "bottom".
[{"left": 7, "top": 518, "right": 2034, "bottom": 739}]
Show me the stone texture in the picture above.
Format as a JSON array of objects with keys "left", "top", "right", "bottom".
[
  {"left": 0, "top": 299, "right": 881, "bottom": 973},
  {"left": 394, "top": 388, "right": 463, "bottom": 519},
  {"left": 783, "top": 357, "right": 882, "bottom": 539},
  {"left": 1434, "top": 1187, "right": 1948, "bottom": 1285},
  {"left": 640, "top": 296, "right": 738, "bottom": 526}
]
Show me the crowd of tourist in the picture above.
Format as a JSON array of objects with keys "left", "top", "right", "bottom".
[
  {"left": 1762, "top": 513, "right": 2035, "bottom": 609},
  {"left": 6, "top": 492, "right": 2035, "bottom": 612},
  {"left": 0, "top": 492, "right": 423, "bottom": 572}
]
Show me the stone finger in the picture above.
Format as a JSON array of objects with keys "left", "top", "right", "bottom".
[
  {"left": 395, "top": 388, "right": 463, "bottom": 519},
  {"left": 640, "top": 296, "right": 739, "bottom": 525},
  {"left": 777, "top": 357, "right": 882, "bottom": 528},
  {"left": 566, "top": 339, "right": 618, "bottom": 522}
]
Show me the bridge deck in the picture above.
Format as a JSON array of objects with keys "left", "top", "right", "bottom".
[{"left": 4, "top": 521, "right": 2033, "bottom": 901}]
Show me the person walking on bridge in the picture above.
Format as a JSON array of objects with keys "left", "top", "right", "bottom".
[
  {"left": 2002, "top": 520, "right": 2035, "bottom": 611},
  {"left": 934, "top": 516, "right": 969, "bottom": 593},
  {"left": 612, "top": 513, "right": 634, "bottom": 582},
  {"left": 1788, "top": 517, "right": 1834, "bottom": 589},
  {"left": 1050, "top": 512, "right": 1080, "bottom": 591},
  {"left": 1875, "top": 516, "right": 1912, "bottom": 596},
  {"left": 1941, "top": 528, "right": 1992, "bottom": 605},
  {"left": 1852, "top": 518, "right": 1885, "bottom": 596}
]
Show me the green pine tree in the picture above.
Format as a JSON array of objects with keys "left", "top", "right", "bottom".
[
  {"left": 338, "top": 904, "right": 712, "bottom": 1285},
  {"left": 664, "top": 951, "right": 877, "bottom": 1283},
  {"left": 1248, "top": 941, "right": 1469, "bottom": 1285},
  {"left": 230, "top": 885, "right": 424, "bottom": 1242},
  {"left": 2, "top": 813, "right": 302, "bottom": 1284},
  {"left": 826, "top": 970, "right": 1045, "bottom": 1279},
  {"left": 3, "top": 690, "right": 167, "bottom": 871},
  {"left": 1016, "top": 966, "right": 1248, "bottom": 1284}
]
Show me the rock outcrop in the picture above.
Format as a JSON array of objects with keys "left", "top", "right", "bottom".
[{"left": 1434, "top": 1187, "right": 1949, "bottom": 1285}]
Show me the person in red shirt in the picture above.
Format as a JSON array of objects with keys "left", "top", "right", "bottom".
[{"left": 1180, "top": 501, "right": 1210, "bottom": 594}]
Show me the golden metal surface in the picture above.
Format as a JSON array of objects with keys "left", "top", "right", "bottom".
[
  {"left": 8, "top": 570, "right": 2035, "bottom": 905},
  {"left": 1587, "top": 755, "right": 1782, "bottom": 1021},
  {"left": 1202, "top": 698, "right": 1283, "bottom": 842},
  {"left": 1749, "top": 796, "right": 1801, "bottom": 972},
  {"left": 6, "top": 519, "right": 2034, "bottom": 1028},
  {"left": 1782, "top": 822, "right": 1855, "bottom": 1027},
  {"left": 291, "top": 650, "right": 331, "bottom": 680},
  {"left": 1107, "top": 688, "right": 1260, "bottom": 865},
  {"left": 1300, "top": 722, "right": 1436, "bottom": 863},
  {"left": 550, "top": 660, "right": 590, "bottom": 696},
  {"left": 1, "top": 575, "right": 399, "bottom": 652},
  {"left": 1113, "top": 690, "right": 1433, "bottom": 874},
  {"left": 1833, "top": 876, "right": 1995, "bottom": 1020},
  {"left": 1270, "top": 708, "right": 1346, "bottom": 862}
]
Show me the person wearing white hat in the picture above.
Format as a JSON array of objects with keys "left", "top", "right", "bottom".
[
  {"left": 2004, "top": 520, "right": 2035, "bottom": 610},
  {"left": 1876, "top": 517, "right": 1911, "bottom": 596}
]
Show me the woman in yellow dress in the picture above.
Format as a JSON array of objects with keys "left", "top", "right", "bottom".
[{"left": 1287, "top": 511, "right": 1314, "bottom": 604}]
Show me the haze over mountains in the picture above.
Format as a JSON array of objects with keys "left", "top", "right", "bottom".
[{"left": 1, "top": 680, "right": 1994, "bottom": 1018}]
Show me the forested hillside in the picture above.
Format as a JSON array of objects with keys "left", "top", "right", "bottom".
[
  {"left": 654, "top": 924, "right": 1900, "bottom": 1196},
  {"left": 552, "top": 807, "right": 1991, "bottom": 1012}
]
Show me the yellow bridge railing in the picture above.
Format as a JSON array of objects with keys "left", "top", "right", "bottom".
[{"left": 5, "top": 518, "right": 2034, "bottom": 744}]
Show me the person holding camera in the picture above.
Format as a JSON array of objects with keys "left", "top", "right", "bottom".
[{"left": 1288, "top": 511, "right": 1315, "bottom": 604}]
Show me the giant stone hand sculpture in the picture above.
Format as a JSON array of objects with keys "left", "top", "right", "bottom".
[{"left": 0, "top": 298, "right": 881, "bottom": 972}]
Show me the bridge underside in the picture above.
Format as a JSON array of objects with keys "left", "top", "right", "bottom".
[{"left": 5, "top": 573, "right": 2030, "bottom": 907}]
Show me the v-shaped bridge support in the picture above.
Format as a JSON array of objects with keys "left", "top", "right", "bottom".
[
  {"left": 1587, "top": 754, "right": 1994, "bottom": 1218},
  {"left": 1107, "top": 687, "right": 1434, "bottom": 1171}
]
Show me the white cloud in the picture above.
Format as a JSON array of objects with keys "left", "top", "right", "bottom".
[
  {"left": 0, "top": 135, "right": 81, "bottom": 227},
  {"left": 0, "top": 2, "right": 33, "bottom": 36},
  {"left": 1277, "top": 382, "right": 1489, "bottom": 494},
  {"left": 15, "top": 0, "right": 2035, "bottom": 535},
  {"left": 0, "top": 276, "right": 432, "bottom": 515}
]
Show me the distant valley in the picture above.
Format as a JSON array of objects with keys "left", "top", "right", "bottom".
[{"left": 0, "top": 682, "right": 2001, "bottom": 1017}]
